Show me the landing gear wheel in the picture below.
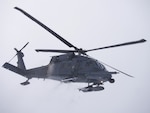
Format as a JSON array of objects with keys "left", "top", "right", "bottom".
[{"left": 109, "top": 79, "right": 115, "bottom": 83}]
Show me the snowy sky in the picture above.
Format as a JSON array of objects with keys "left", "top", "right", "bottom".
[{"left": 0, "top": 0, "right": 150, "bottom": 113}]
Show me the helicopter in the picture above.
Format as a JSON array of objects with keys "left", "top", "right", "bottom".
[{"left": 2, "top": 7, "right": 146, "bottom": 92}]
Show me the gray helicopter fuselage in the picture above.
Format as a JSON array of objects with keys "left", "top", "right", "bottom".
[
  {"left": 3, "top": 52, "right": 114, "bottom": 84},
  {"left": 46, "top": 53, "right": 113, "bottom": 84}
]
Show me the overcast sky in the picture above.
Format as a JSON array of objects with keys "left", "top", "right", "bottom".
[{"left": 0, "top": 0, "right": 150, "bottom": 113}]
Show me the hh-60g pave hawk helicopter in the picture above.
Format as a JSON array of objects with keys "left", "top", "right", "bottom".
[{"left": 3, "top": 7, "right": 146, "bottom": 92}]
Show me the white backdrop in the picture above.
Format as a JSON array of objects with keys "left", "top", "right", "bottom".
[{"left": 0, "top": 0, "right": 150, "bottom": 113}]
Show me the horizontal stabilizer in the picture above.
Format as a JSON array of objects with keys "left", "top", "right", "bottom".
[{"left": 2, "top": 62, "right": 26, "bottom": 76}]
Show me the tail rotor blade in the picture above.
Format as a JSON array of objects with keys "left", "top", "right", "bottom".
[
  {"left": 20, "top": 42, "right": 29, "bottom": 51},
  {"left": 8, "top": 54, "right": 17, "bottom": 63}
]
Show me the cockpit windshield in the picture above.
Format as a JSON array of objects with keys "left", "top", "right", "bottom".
[{"left": 95, "top": 60, "right": 106, "bottom": 71}]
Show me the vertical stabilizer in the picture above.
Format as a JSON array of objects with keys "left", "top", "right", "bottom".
[{"left": 15, "top": 48, "right": 26, "bottom": 70}]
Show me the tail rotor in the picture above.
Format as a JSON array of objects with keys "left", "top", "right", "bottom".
[{"left": 8, "top": 42, "right": 29, "bottom": 63}]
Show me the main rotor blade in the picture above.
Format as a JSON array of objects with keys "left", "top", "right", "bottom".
[
  {"left": 35, "top": 49, "right": 77, "bottom": 53},
  {"left": 99, "top": 61, "right": 134, "bottom": 77},
  {"left": 14, "top": 7, "right": 78, "bottom": 50},
  {"left": 86, "top": 39, "right": 146, "bottom": 52}
]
